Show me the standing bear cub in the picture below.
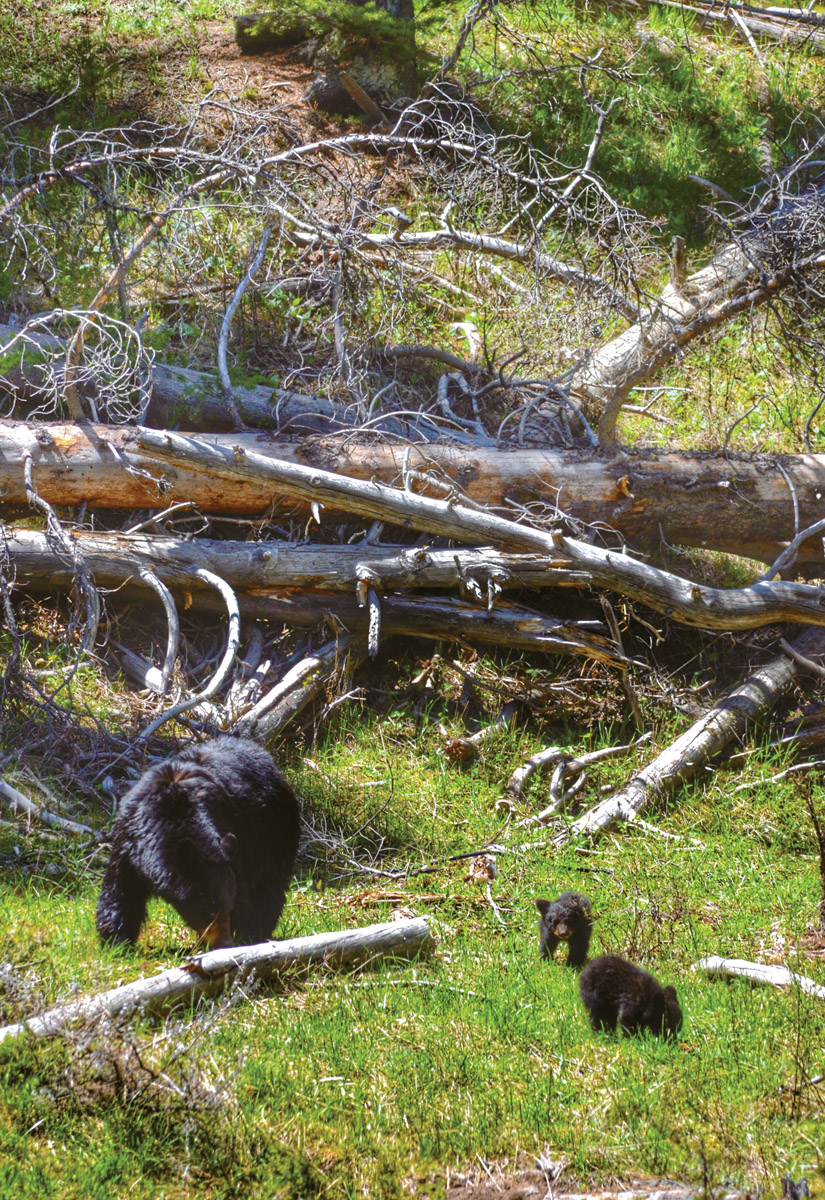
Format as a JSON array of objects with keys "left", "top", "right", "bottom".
[
  {"left": 97, "top": 736, "right": 301, "bottom": 950},
  {"left": 579, "top": 955, "right": 683, "bottom": 1038},
  {"left": 536, "top": 891, "right": 593, "bottom": 967}
]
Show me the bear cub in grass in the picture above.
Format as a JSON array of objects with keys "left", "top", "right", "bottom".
[
  {"left": 579, "top": 955, "right": 683, "bottom": 1038},
  {"left": 97, "top": 736, "right": 300, "bottom": 950},
  {"left": 536, "top": 891, "right": 593, "bottom": 967}
]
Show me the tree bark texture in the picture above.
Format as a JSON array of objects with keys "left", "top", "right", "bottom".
[
  {"left": 3, "top": 533, "right": 623, "bottom": 664},
  {"left": 4, "top": 420, "right": 825, "bottom": 571},
  {"left": 0, "top": 917, "right": 435, "bottom": 1045}
]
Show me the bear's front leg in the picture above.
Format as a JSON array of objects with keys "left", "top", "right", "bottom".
[{"left": 96, "top": 851, "right": 149, "bottom": 946}]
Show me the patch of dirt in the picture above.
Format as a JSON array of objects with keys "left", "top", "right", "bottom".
[{"left": 161, "top": 19, "right": 343, "bottom": 142}]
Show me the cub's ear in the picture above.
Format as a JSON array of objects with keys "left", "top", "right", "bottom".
[
  {"left": 221, "top": 832, "right": 237, "bottom": 860},
  {"left": 535, "top": 899, "right": 550, "bottom": 916}
]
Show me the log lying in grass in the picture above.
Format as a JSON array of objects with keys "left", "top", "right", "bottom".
[
  {"left": 553, "top": 623, "right": 825, "bottom": 844},
  {"left": 693, "top": 956, "right": 825, "bottom": 1000},
  {"left": 0, "top": 917, "right": 436, "bottom": 1045}
]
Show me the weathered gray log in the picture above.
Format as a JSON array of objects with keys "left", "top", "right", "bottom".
[
  {"left": 694, "top": 956, "right": 825, "bottom": 999},
  {"left": 5, "top": 420, "right": 825, "bottom": 570},
  {"left": 132, "top": 428, "right": 825, "bottom": 631},
  {"left": 0, "top": 323, "right": 454, "bottom": 438},
  {"left": 234, "top": 11, "right": 310, "bottom": 53},
  {"left": 0, "top": 917, "right": 436, "bottom": 1045},
  {"left": 554, "top": 623, "right": 825, "bottom": 844},
  {"left": 570, "top": 190, "right": 825, "bottom": 443},
  {"left": 2, "top": 529, "right": 589, "bottom": 595},
  {"left": 3, "top": 535, "right": 623, "bottom": 664}
]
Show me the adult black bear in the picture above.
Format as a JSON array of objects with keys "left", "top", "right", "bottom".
[
  {"left": 535, "top": 891, "right": 592, "bottom": 967},
  {"left": 579, "top": 954, "right": 683, "bottom": 1038},
  {"left": 97, "top": 737, "right": 301, "bottom": 950}
]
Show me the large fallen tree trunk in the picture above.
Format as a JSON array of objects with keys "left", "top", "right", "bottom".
[
  {"left": 568, "top": 191, "right": 825, "bottom": 444},
  {"left": 3, "top": 420, "right": 825, "bottom": 570},
  {"left": 3, "top": 529, "right": 588, "bottom": 595},
  {"left": 551, "top": 623, "right": 825, "bottom": 845},
  {"left": 0, "top": 917, "right": 435, "bottom": 1045}
]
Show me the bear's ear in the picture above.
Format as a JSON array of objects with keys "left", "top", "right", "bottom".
[
  {"left": 220, "top": 832, "right": 237, "bottom": 861},
  {"left": 535, "top": 899, "right": 550, "bottom": 916}
]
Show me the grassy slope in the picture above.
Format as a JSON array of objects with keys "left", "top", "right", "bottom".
[{"left": 1, "top": 700, "right": 824, "bottom": 1197}]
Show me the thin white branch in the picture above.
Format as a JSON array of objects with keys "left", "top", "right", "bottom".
[
  {"left": 694, "top": 956, "right": 825, "bottom": 1000},
  {"left": 137, "top": 567, "right": 240, "bottom": 742}
]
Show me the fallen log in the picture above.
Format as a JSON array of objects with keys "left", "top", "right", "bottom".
[
  {"left": 3, "top": 529, "right": 589, "bottom": 596},
  {"left": 693, "top": 956, "right": 825, "bottom": 1000},
  {"left": 4, "top": 420, "right": 825, "bottom": 570},
  {"left": 0, "top": 917, "right": 436, "bottom": 1045},
  {"left": 553, "top": 623, "right": 825, "bottom": 845},
  {"left": 568, "top": 190, "right": 825, "bottom": 443},
  {"left": 131, "top": 428, "right": 825, "bottom": 631},
  {"left": 0, "top": 323, "right": 444, "bottom": 438}
]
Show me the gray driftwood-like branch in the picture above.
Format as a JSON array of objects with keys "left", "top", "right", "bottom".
[
  {"left": 236, "top": 634, "right": 366, "bottom": 742},
  {"left": 132, "top": 428, "right": 825, "bottom": 632},
  {"left": 693, "top": 956, "right": 825, "bottom": 1000},
  {"left": 0, "top": 777, "right": 98, "bottom": 837},
  {"left": 0, "top": 918, "right": 436, "bottom": 1045},
  {"left": 552, "top": 623, "right": 825, "bottom": 845}
]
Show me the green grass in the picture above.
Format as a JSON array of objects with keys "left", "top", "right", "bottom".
[{"left": 1, "top": 699, "right": 825, "bottom": 1197}]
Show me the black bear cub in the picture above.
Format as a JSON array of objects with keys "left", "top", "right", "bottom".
[
  {"left": 536, "top": 891, "right": 593, "bottom": 967},
  {"left": 579, "top": 955, "right": 683, "bottom": 1038},
  {"left": 97, "top": 736, "right": 300, "bottom": 950}
]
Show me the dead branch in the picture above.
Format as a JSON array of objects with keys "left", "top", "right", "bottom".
[
  {"left": 0, "top": 917, "right": 436, "bottom": 1045},
  {"left": 0, "top": 776, "right": 99, "bottom": 837},
  {"left": 693, "top": 956, "right": 825, "bottom": 999},
  {"left": 216, "top": 220, "right": 274, "bottom": 431},
  {"left": 235, "top": 634, "right": 366, "bottom": 741},
  {"left": 553, "top": 624, "right": 825, "bottom": 845},
  {"left": 136, "top": 568, "right": 240, "bottom": 743},
  {"left": 509, "top": 732, "right": 653, "bottom": 814},
  {"left": 133, "top": 428, "right": 825, "bottom": 631}
]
